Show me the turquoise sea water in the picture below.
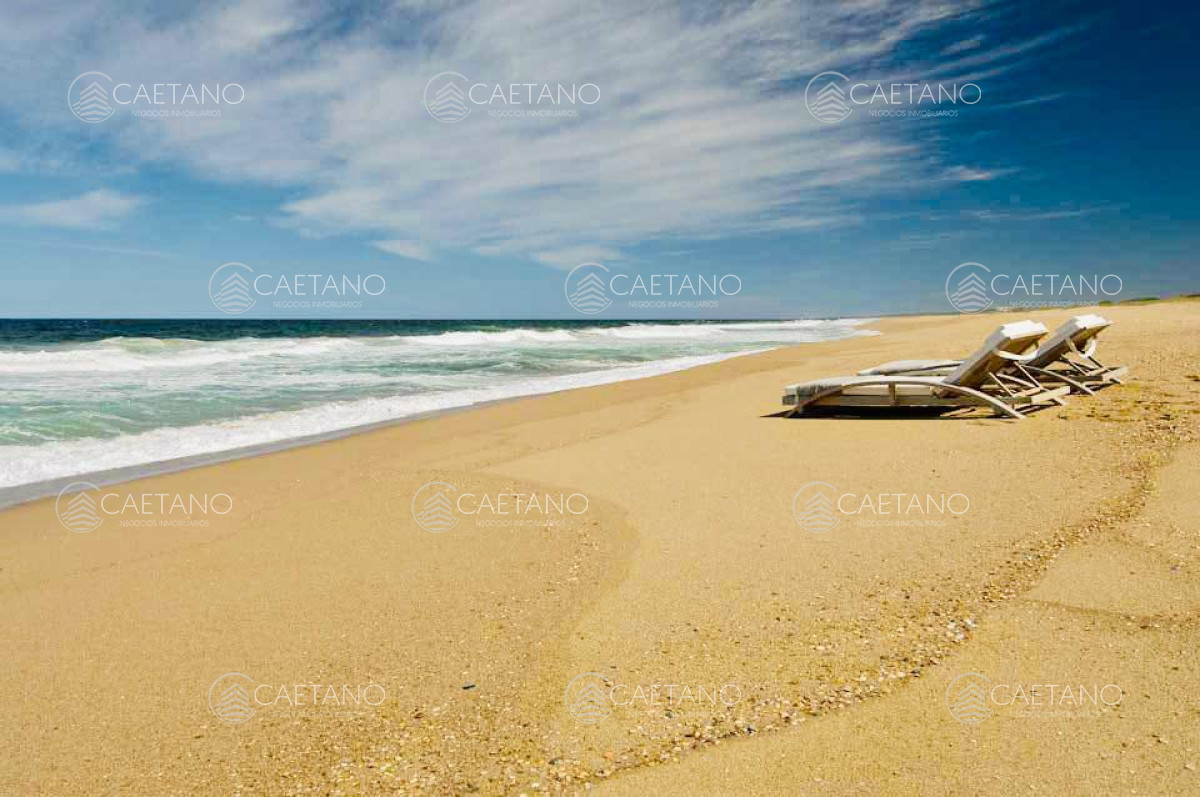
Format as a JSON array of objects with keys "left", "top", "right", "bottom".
[{"left": 0, "top": 319, "right": 877, "bottom": 488}]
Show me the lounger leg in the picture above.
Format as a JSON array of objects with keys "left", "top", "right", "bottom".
[
  {"left": 933, "top": 383, "right": 1026, "bottom": 419},
  {"left": 1087, "top": 358, "right": 1125, "bottom": 384},
  {"left": 1072, "top": 341, "right": 1125, "bottom": 384},
  {"left": 1025, "top": 365, "right": 1096, "bottom": 396}
]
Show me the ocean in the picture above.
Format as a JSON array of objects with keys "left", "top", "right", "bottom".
[{"left": 0, "top": 318, "right": 877, "bottom": 492}]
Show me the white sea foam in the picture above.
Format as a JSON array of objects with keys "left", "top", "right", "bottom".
[
  {"left": 0, "top": 319, "right": 879, "bottom": 489},
  {"left": 0, "top": 336, "right": 369, "bottom": 374},
  {"left": 0, "top": 350, "right": 755, "bottom": 487},
  {"left": 0, "top": 320, "right": 877, "bottom": 374},
  {"left": 403, "top": 328, "right": 580, "bottom": 345}
]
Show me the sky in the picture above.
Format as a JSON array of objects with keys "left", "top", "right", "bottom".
[{"left": 0, "top": 0, "right": 1196, "bottom": 319}]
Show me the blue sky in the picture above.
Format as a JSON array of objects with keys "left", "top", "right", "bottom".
[{"left": 0, "top": 0, "right": 1196, "bottom": 319}]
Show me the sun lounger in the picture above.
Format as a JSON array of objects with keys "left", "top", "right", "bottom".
[
  {"left": 1022, "top": 314, "right": 1128, "bottom": 392},
  {"left": 858, "top": 315, "right": 1127, "bottom": 395},
  {"left": 783, "top": 321, "right": 1069, "bottom": 419}
]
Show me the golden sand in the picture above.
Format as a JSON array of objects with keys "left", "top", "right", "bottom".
[{"left": 3, "top": 303, "right": 1197, "bottom": 795}]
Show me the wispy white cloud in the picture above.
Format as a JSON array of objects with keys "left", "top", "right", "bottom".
[
  {"left": 0, "top": 190, "right": 143, "bottom": 229},
  {"left": 988, "top": 92, "right": 1067, "bottom": 110},
  {"left": 0, "top": 237, "right": 176, "bottom": 259},
  {"left": 931, "top": 24, "right": 1088, "bottom": 83},
  {"left": 962, "top": 204, "right": 1120, "bottom": 221},
  {"left": 0, "top": 1, "right": 1076, "bottom": 261},
  {"left": 373, "top": 239, "right": 432, "bottom": 261},
  {"left": 943, "top": 165, "right": 1017, "bottom": 182},
  {"left": 942, "top": 38, "right": 983, "bottom": 56},
  {"left": 880, "top": 229, "right": 978, "bottom": 251},
  {"left": 533, "top": 246, "right": 624, "bottom": 269}
]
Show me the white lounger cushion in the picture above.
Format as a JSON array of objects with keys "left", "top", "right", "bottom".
[
  {"left": 783, "top": 321, "right": 1058, "bottom": 413},
  {"left": 790, "top": 321, "right": 1047, "bottom": 398},
  {"left": 858, "top": 359, "right": 960, "bottom": 376},
  {"left": 1027, "top": 314, "right": 1111, "bottom": 368},
  {"left": 785, "top": 375, "right": 944, "bottom": 400},
  {"left": 941, "top": 320, "right": 1046, "bottom": 388}
]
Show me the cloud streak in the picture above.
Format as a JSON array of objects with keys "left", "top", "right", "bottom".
[
  {"left": 0, "top": 0, "right": 1073, "bottom": 263},
  {"left": 0, "top": 190, "right": 143, "bottom": 229},
  {"left": 374, "top": 239, "right": 432, "bottom": 261}
]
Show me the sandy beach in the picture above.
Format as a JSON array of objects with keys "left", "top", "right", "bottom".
[{"left": 3, "top": 302, "right": 1198, "bottom": 795}]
